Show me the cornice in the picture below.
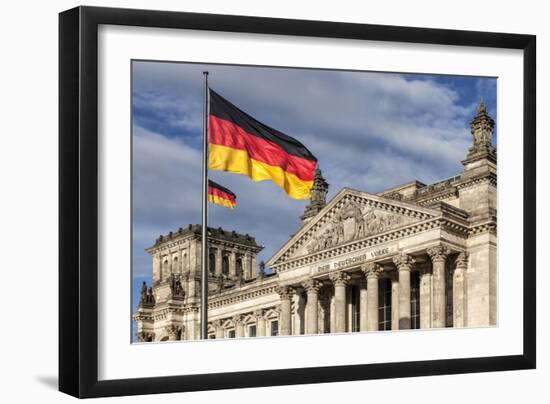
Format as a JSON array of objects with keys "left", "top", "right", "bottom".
[{"left": 271, "top": 216, "right": 469, "bottom": 273}]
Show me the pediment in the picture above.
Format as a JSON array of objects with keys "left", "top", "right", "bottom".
[{"left": 268, "top": 188, "right": 441, "bottom": 267}]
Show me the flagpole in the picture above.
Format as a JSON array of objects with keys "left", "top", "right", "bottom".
[{"left": 200, "top": 71, "right": 209, "bottom": 339}]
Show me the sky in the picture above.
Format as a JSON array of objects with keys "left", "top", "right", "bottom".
[{"left": 131, "top": 60, "right": 496, "bottom": 338}]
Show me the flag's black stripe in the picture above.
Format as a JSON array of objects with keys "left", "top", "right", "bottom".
[
  {"left": 209, "top": 89, "right": 317, "bottom": 162},
  {"left": 208, "top": 179, "right": 236, "bottom": 199}
]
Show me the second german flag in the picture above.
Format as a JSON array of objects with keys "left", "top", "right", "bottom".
[
  {"left": 208, "top": 89, "right": 317, "bottom": 200},
  {"left": 208, "top": 180, "right": 237, "bottom": 209}
]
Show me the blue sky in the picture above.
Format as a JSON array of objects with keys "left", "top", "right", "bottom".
[{"left": 131, "top": 61, "right": 496, "bottom": 339}]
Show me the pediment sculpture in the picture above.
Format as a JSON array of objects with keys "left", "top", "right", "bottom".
[{"left": 306, "top": 202, "right": 404, "bottom": 253}]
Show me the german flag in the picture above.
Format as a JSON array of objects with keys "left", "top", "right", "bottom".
[
  {"left": 208, "top": 180, "right": 237, "bottom": 209},
  {"left": 208, "top": 90, "right": 317, "bottom": 200}
]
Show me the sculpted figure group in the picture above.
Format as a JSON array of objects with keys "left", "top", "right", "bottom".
[
  {"left": 139, "top": 281, "right": 156, "bottom": 305},
  {"left": 307, "top": 203, "right": 403, "bottom": 254}
]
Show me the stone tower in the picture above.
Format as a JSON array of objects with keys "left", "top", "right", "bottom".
[
  {"left": 301, "top": 167, "right": 329, "bottom": 223},
  {"left": 458, "top": 101, "right": 497, "bottom": 326},
  {"left": 135, "top": 225, "right": 263, "bottom": 341}
]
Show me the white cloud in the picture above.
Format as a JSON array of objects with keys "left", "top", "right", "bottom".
[{"left": 132, "top": 62, "right": 494, "bottom": 276}]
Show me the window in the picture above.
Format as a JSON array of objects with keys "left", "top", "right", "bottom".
[
  {"left": 270, "top": 321, "right": 279, "bottom": 336},
  {"left": 410, "top": 271, "right": 421, "bottom": 329},
  {"left": 222, "top": 254, "right": 229, "bottom": 275},
  {"left": 236, "top": 257, "right": 243, "bottom": 276},
  {"left": 378, "top": 278, "right": 392, "bottom": 330},
  {"left": 209, "top": 334, "right": 216, "bottom": 339},
  {"left": 209, "top": 251, "right": 216, "bottom": 274},
  {"left": 228, "top": 329, "right": 235, "bottom": 338},
  {"left": 351, "top": 285, "right": 360, "bottom": 332},
  {"left": 248, "top": 325, "right": 256, "bottom": 337}
]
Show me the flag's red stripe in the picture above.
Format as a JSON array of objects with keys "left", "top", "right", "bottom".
[
  {"left": 209, "top": 116, "right": 316, "bottom": 182},
  {"left": 208, "top": 186, "right": 236, "bottom": 204}
]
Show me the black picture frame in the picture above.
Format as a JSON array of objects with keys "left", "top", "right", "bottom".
[{"left": 59, "top": 5, "right": 536, "bottom": 398}]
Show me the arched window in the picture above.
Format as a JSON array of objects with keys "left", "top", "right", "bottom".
[
  {"left": 173, "top": 256, "right": 178, "bottom": 272},
  {"left": 163, "top": 259, "right": 169, "bottom": 279},
  {"left": 209, "top": 251, "right": 216, "bottom": 274}
]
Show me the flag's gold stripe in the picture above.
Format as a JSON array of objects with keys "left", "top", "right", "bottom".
[
  {"left": 209, "top": 144, "right": 313, "bottom": 200},
  {"left": 208, "top": 194, "right": 236, "bottom": 209}
]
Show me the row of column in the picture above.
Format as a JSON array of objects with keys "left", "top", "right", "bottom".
[{"left": 277, "top": 245, "right": 467, "bottom": 335}]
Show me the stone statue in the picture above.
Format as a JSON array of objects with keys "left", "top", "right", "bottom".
[
  {"left": 174, "top": 277, "right": 184, "bottom": 297},
  {"left": 146, "top": 287, "right": 155, "bottom": 304},
  {"left": 140, "top": 281, "right": 148, "bottom": 304},
  {"left": 258, "top": 261, "right": 266, "bottom": 279},
  {"left": 168, "top": 273, "right": 176, "bottom": 293}
]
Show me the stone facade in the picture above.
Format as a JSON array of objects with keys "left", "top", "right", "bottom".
[{"left": 133, "top": 102, "right": 497, "bottom": 342}]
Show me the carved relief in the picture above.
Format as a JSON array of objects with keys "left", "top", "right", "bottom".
[{"left": 306, "top": 202, "right": 405, "bottom": 254}]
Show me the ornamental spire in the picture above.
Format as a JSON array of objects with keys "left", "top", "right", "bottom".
[
  {"left": 466, "top": 101, "right": 495, "bottom": 160},
  {"left": 301, "top": 166, "right": 329, "bottom": 223}
]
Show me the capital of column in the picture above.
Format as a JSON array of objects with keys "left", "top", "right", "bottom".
[
  {"left": 211, "top": 319, "right": 223, "bottom": 329},
  {"left": 392, "top": 252, "right": 416, "bottom": 271},
  {"left": 329, "top": 271, "right": 351, "bottom": 286},
  {"left": 232, "top": 314, "right": 244, "bottom": 325},
  {"left": 302, "top": 278, "right": 323, "bottom": 293},
  {"left": 427, "top": 244, "right": 451, "bottom": 262},
  {"left": 253, "top": 309, "right": 265, "bottom": 320},
  {"left": 455, "top": 252, "right": 469, "bottom": 268},
  {"left": 361, "top": 262, "right": 383, "bottom": 280},
  {"left": 276, "top": 285, "right": 295, "bottom": 300}
]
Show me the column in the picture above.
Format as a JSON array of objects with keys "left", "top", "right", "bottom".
[
  {"left": 254, "top": 310, "right": 266, "bottom": 336},
  {"left": 243, "top": 252, "right": 252, "bottom": 279},
  {"left": 453, "top": 252, "right": 468, "bottom": 327},
  {"left": 213, "top": 320, "right": 224, "bottom": 339},
  {"left": 277, "top": 286, "right": 294, "bottom": 335},
  {"left": 359, "top": 282, "right": 368, "bottom": 332},
  {"left": 391, "top": 274, "right": 400, "bottom": 330},
  {"left": 419, "top": 267, "right": 432, "bottom": 329},
  {"left": 215, "top": 248, "right": 222, "bottom": 277},
  {"left": 152, "top": 253, "right": 162, "bottom": 284},
  {"left": 329, "top": 272, "right": 350, "bottom": 333},
  {"left": 362, "top": 263, "right": 382, "bottom": 331},
  {"left": 251, "top": 255, "right": 257, "bottom": 279},
  {"left": 302, "top": 279, "right": 323, "bottom": 334},
  {"left": 229, "top": 251, "right": 237, "bottom": 277},
  {"left": 393, "top": 253, "right": 415, "bottom": 329},
  {"left": 233, "top": 315, "right": 244, "bottom": 338},
  {"left": 427, "top": 245, "right": 450, "bottom": 328}
]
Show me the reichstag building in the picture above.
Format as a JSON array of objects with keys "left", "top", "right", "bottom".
[{"left": 134, "top": 102, "right": 497, "bottom": 342}]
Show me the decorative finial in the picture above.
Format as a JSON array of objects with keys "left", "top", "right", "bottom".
[
  {"left": 466, "top": 100, "right": 495, "bottom": 159},
  {"left": 300, "top": 166, "right": 329, "bottom": 223}
]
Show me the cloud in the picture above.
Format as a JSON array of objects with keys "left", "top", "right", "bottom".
[{"left": 131, "top": 61, "right": 497, "bottom": 278}]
